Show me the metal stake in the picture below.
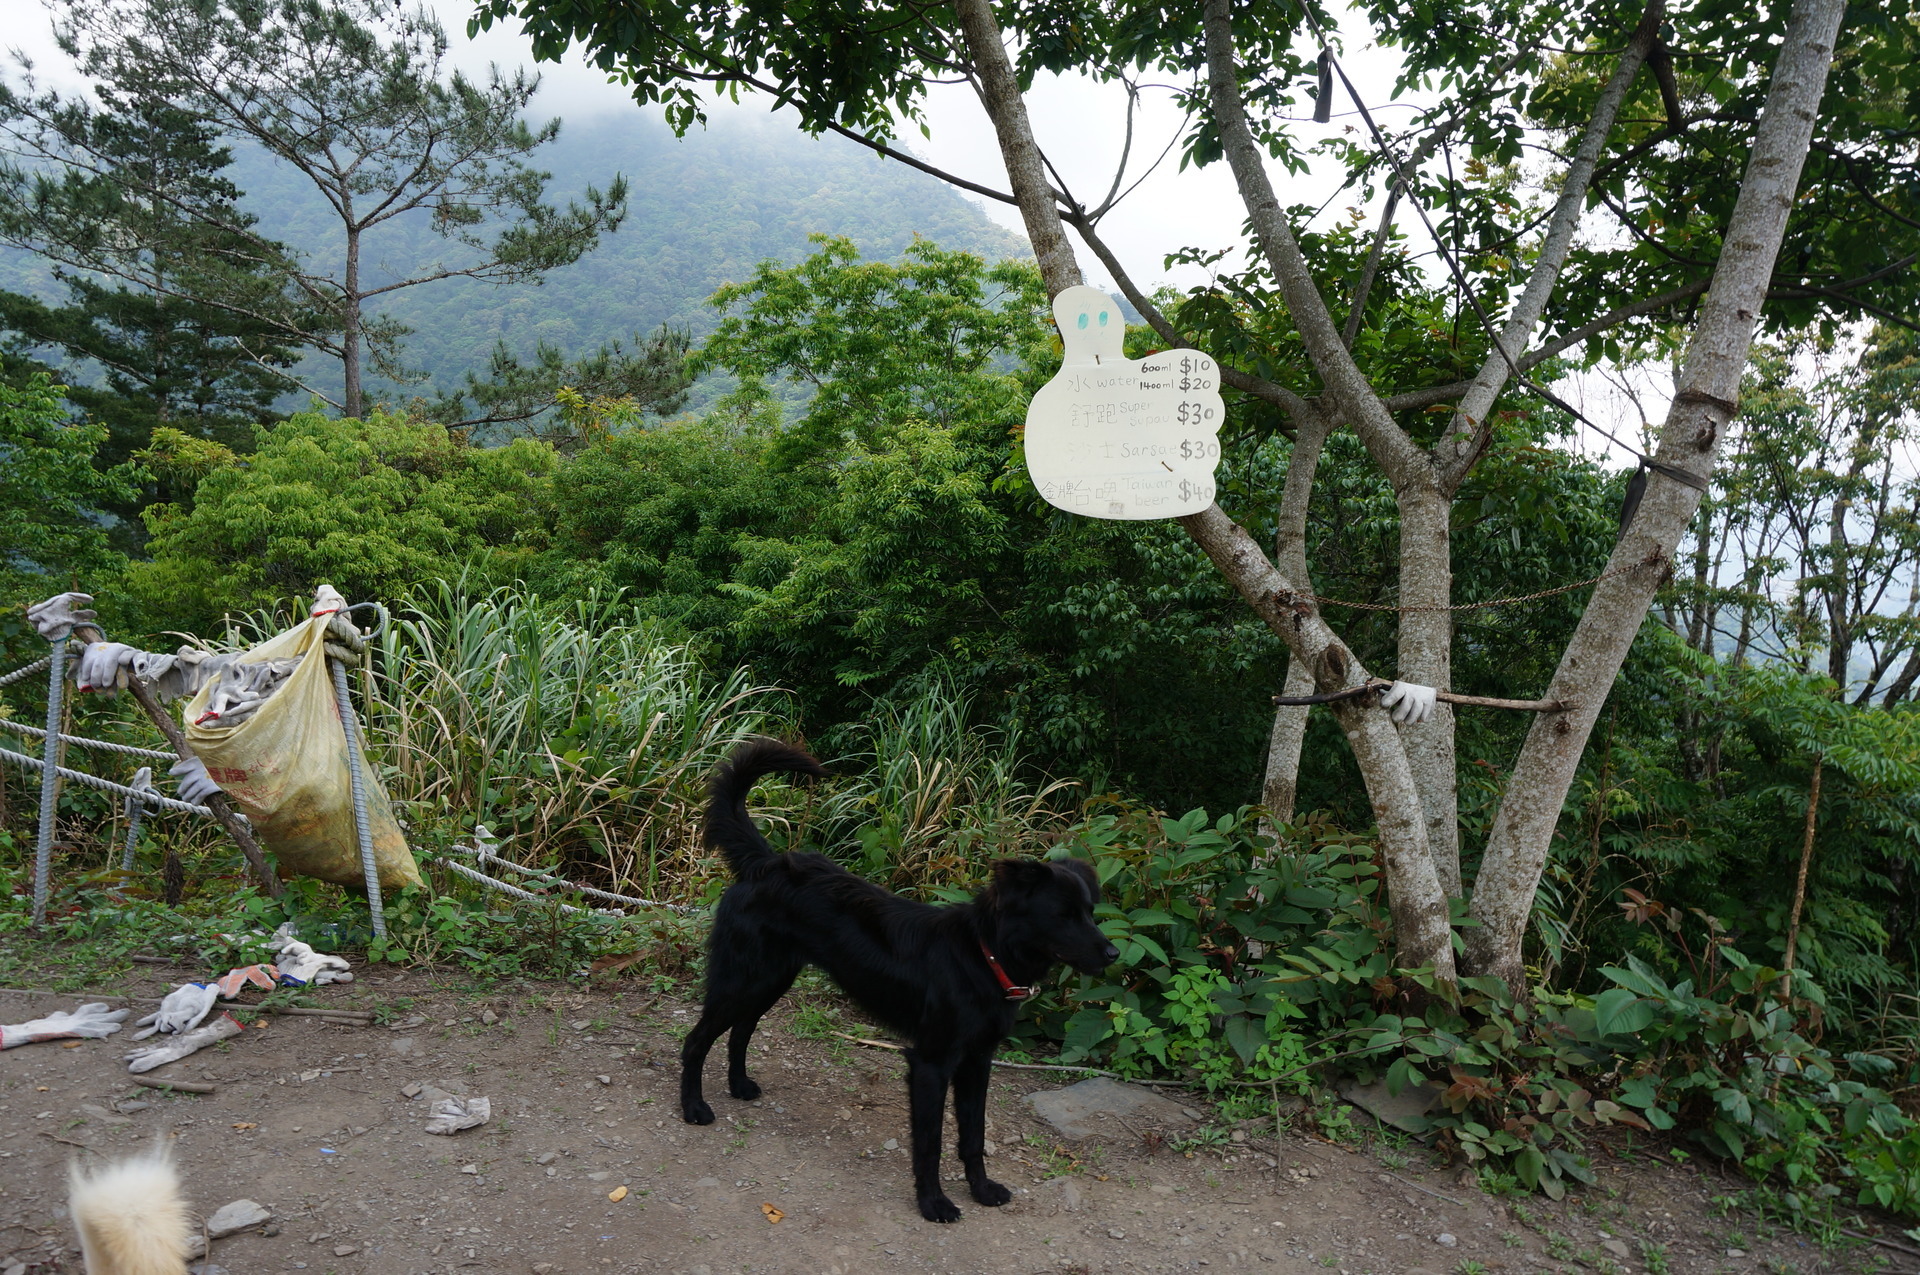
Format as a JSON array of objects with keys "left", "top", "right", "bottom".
[
  {"left": 330, "top": 654, "right": 385, "bottom": 939},
  {"left": 31, "top": 639, "right": 68, "bottom": 927}
]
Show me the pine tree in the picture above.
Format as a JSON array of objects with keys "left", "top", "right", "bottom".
[{"left": 0, "top": 79, "right": 311, "bottom": 538}]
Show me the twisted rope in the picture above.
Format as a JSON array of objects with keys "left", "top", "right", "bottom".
[
  {"left": 432, "top": 856, "right": 622, "bottom": 917},
  {"left": 0, "top": 717, "right": 177, "bottom": 761},
  {"left": 1305, "top": 557, "right": 1660, "bottom": 614},
  {"left": 442, "top": 843, "right": 700, "bottom": 915},
  {"left": 0, "top": 746, "right": 210, "bottom": 816},
  {"left": 0, "top": 655, "right": 54, "bottom": 688}
]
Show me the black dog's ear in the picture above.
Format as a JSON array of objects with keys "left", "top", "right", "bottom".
[
  {"left": 990, "top": 858, "right": 1052, "bottom": 887},
  {"left": 1058, "top": 856, "right": 1101, "bottom": 903}
]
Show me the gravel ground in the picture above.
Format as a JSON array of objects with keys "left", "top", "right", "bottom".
[{"left": 1, "top": 971, "right": 1910, "bottom": 1275}]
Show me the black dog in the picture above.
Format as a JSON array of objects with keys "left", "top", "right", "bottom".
[{"left": 679, "top": 738, "right": 1118, "bottom": 1222}]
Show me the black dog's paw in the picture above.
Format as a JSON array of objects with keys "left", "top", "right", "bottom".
[
  {"left": 729, "top": 1076, "right": 762, "bottom": 1100},
  {"left": 681, "top": 1099, "right": 716, "bottom": 1125},
  {"left": 969, "top": 1178, "right": 1012, "bottom": 1207},
  {"left": 918, "top": 1194, "right": 963, "bottom": 1224}
]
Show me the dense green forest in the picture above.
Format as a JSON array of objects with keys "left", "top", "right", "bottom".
[{"left": 4, "top": 0, "right": 1919, "bottom": 1234}]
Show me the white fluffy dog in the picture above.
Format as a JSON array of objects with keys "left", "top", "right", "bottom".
[{"left": 68, "top": 1143, "right": 193, "bottom": 1275}]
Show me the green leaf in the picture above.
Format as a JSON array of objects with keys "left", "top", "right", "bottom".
[
  {"left": 1592, "top": 988, "right": 1657, "bottom": 1037},
  {"left": 1223, "top": 1015, "right": 1265, "bottom": 1064}
]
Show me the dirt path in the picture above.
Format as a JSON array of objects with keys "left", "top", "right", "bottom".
[{"left": 0, "top": 973, "right": 1902, "bottom": 1275}]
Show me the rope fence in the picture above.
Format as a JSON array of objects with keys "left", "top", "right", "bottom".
[
  {"left": 0, "top": 655, "right": 53, "bottom": 688},
  {"left": 441, "top": 842, "right": 701, "bottom": 915},
  {"left": 1302, "top": 556, "right": 1661, "bottom": 615},
  {"left": 0, "top": 745, "right": 211, "bottom": 816},
  {"left": 0, "top": 716, "right": 178, "bottom": 761}
]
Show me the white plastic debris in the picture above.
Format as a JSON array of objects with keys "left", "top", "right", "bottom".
[{"left": 424, "top": 1095, "right": 491, "bottom": 1135}]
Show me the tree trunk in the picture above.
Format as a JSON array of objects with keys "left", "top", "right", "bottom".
[
  {"left": 1180, "top": 507, "right": 1456, "bottom": 982},
  {"left": 343, "top": 224, "right": 363, "bottom": 418},
  {"left": 1396, "top": 485, "right": 1460, "bottom": 895},
  {"left": 951, "top": 0, "right": 1081, "bottom": 296},
  {"left": 1463, "top": 0, "right": 1848, "bottom": 987},
  {"left": 1262, "top": 657, "right": 1316, "bottom": 824},
  {"left": 1261, "top": 411, "right": 1333, "bottom": 828}
]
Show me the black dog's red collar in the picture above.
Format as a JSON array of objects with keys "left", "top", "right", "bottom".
[{"left": 978, "top": 940, "right": 1033, "bottom": 1001}]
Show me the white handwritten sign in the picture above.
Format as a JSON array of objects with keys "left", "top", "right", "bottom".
[{"left": 1024, "top": 285, "right": 1224, "bottom": 520}]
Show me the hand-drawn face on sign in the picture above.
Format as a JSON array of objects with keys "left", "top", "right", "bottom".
[{"left": 1023, "top": 285, "right": 1224, "bottom": 520}]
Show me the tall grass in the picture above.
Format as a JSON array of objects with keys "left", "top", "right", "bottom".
[
  {"left": 11, "top": 585, "right": 1080, "bottom": 911},
  {"left": 365, "top": 583, "right": 790, "bottom": 899},
  {"left": 805, "top": 676, "right": 1078, "bottom": 889}
]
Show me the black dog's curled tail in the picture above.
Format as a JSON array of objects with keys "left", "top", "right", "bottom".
[{"left": 706, "top": 738, "right": 826, "bottom": 877}]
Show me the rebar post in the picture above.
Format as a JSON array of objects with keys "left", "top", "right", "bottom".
[
  {"left": 330, "top": 654, "right": 385, "bottom": 938},
  {"left": 31, "top": 639, "right": 68, "bottom": 926}
]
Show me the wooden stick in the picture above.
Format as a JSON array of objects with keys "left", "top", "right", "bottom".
[
  {"left": 1782, "top": 755, "right": 1823, "bottom": 999},
  {"left": 258, "top": 1006, "right": 373, "bottom": 1020},
  {"left": 74, "top": 626, "right": 282, "bottom": 899},
  {"left": 129, "top": 1075, "right": 216, "bottom": 1094},
  {"left": 1270, "top": 681, "right": 1573, "bottom": 712},
  {"left": 1435, "top": 690, "right": 1575, "bottom": 712},
  {"left": 1840, "top": 1228, "right": 1920, "bottom": 1260}
]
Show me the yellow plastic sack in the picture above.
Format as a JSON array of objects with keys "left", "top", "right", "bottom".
[{"left": 183, "top": 614, "right": 420, "bottom": 892}]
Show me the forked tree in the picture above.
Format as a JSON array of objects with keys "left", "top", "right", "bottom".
[{"left": 479, "top": 0, "right": 1915, "bottom": 988}]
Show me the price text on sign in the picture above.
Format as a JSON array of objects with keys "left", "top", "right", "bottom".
[{"left": 1025, "top": 286, "right": 1224, "bottom": 519}]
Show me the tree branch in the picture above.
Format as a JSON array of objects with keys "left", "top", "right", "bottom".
[
  {"left": 1065, "top": 207, "right": 1317, "bottom": 430},
  {"left": 1434, "top": 0, "right": 1665, "bottom": 492},
  {"left": 1199, "top": 0, "right": 1426, "bottom": 486}
]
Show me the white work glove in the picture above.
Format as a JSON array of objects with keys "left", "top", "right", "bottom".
[
  {"left": 171, "top": 649, "right": 233, "bottom": 699},
  {"left": 170, "top": 755, "right": 223, "bottom": 807},
  {"left": 130, "top": 649, "right": 178, "bottom": 685},
  {"left": 470, "top": 824, "right": 507, "bottom": 861},
  {"left": 270, "top": 938, "right": 352, "bottom": 987},
  {"left": 73, "top": 641, "right": 137, "bottom": 693},
  {"left": 310, "top": 584, "right": 347, "bottom": 616},
  {"left": 125, "top": 1012, "right": 244, "bottom": 1073},
  {"left": 129, "top": 982, "right": 220, "bottom": 1041},
  {"left": 1379, "top": 681, "right": 1439, "bottom": 725},
  {"left": 27, "top": 592, "right": 96, "bottom": 641},
  {"left": 1, "top": 1002, "right": 129, "bottom": 1049},
  {"left": 213, "top": 965, "right": 279, "bottom": 998},
  {"left": 195, "top": 659, "right": 297, "bottom": 726}
]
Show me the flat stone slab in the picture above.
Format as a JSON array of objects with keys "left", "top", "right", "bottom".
[
  {"left": 1025, "top": 1077, "right": 1197, "bottom": 1140},
  {"left": 204, "top": 1198, "right": 272, "bottom": 1238},
  {"left": 1335, "top": 1076, "right": 1444, "bottom": 1133}
]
